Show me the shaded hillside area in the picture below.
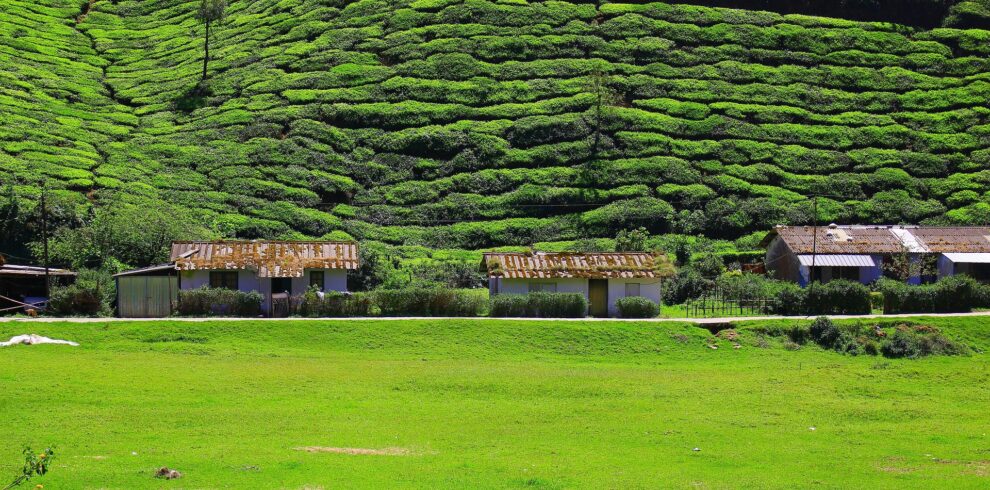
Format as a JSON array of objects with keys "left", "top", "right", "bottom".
[{"left": 3, "top": 0, "right": 990, "bottom": 251}]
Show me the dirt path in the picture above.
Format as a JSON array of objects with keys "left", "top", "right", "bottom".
[{"left": 4, "top": 312, "right": 990, "bottom": 323}]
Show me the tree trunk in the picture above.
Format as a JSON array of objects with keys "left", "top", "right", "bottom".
[{"left": 202, "top": 19, "right": 210, "bottom": 81}]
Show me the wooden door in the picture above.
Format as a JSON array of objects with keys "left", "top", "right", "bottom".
[{"left": 588, "top": 279, "right": 608, "bottom": 317}]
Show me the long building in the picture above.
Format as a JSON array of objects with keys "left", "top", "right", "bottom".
[{"left": 762, "top": 225, "right": 990, "bottom": 286}]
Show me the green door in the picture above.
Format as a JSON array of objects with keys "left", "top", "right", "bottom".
[
  {"left": 118, "top": 276, "right": 177, "bottom": 318},
  {"left": 589, "top": 279, "right": 608, "bottom": 317}
]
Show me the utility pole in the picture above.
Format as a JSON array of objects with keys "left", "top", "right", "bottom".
[
  {"left": 809, "top": 194, "right": 818, "bottom": 315},
  {"left": 41, "top": 183, "right": 50, "bottom": 300}
]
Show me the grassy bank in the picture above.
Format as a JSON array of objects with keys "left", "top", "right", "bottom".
[{"left": 0, "top": 318, "right": 988, "bottom": 488}]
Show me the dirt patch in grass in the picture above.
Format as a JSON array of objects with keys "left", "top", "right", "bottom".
[
  {"left": 293, "top": 446, "right": 414, "bottom": 456},
  {"left": 932, "top": 458, "right": 990, "bottom": 477},
  {"left": 877, "top": 457, "right": 916, "bottom": 474}
]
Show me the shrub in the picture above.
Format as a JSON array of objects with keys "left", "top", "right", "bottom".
[
  {"left": 615, "top": 296, "right": 660, "bottom": 318},
  {"left": 176, "top": 287, "right": 263, "bottom": 317},
  {"left": 809, "top": 316, "right": 841, "bottom": 347},
  {"left": 371, "top": 288, "right": 486, "bottom": 316},
  {"left": 878, "top": 275, "right": 978, "bottom": 313},
  {"left": 293, "top": 288, "right": 373, "bottom": 317},
  {"left": 662, "top": 267, "right": 712, "bottom": 304},
  {"left": 489, "top": 292, "right": 587, "bottom": 318},
  {"left": 48, "top": 269, "right": 115, "bottom": 316},
  {"left": 808, "top": 280, "right": 872, "bottom": 314},
  {"left": 766, "top": 282, "right": 805, "bottom": 315},
  {"left": 880, "top": 324, "right": 967, "bottom": 358}
]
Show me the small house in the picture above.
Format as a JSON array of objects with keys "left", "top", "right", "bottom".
[
  {"left": 909, "top": 227, "right": 990, "bottom": 281},
  {"left": 763, "top": 224, "right": 990, "bottom": 286},
  {"left": 171, "top": 240, "right": 359, "bottom": 314},
  {"left": 481, "top": 252, "right": 673, "bottom": 317},
  {"left": 113, "top": 240, "right": 359, "bottom": 317},
  {"left": 0, "top": 264, "right": 76, "bottom": 314}
]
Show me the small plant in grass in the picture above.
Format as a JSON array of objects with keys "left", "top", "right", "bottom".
[{"left": 4, "top": 446, "right": 54, "bottom": 490}]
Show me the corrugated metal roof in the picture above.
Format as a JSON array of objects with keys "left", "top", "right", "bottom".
[
  {"left": 943, "top": 253, "right": 990, "bottom": 264},
  {"left": 797, "top": 254, "right": 876, "bottom": 267},
  {"left": 909, "top": 227, "right": 990, "bottom": 253},
  {"left": 113, "top": 264, "right": 177, "bottom": 277},
  {"left": 769, "top": 225, "right": 907, "bottom": 254},
  {"left": 765, "top": 225, "right": 990, "bottom": 255},
  {"left": 0, "top": 265, "right": 76, "bottom": 277},
  {"left": 170, "top": 241, "right": 359, "bottom": 278},
  {"left": 482, "top": 252, "right": 674, "bottom": 279}
]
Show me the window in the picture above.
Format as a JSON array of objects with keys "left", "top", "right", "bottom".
[
  {"left": 309, "top": 271, "right": 324, "bottom": 290},
  {"left": 209, "top": 271, "right": 238, "bottom": 290},
  {"left": 528, "top": 282, "right": 557, "bottom": 293},
  {"left": 625, "top": 283, "right": 641, "bottom": 297}
]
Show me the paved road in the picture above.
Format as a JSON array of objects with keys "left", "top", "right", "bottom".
[{"left": 4, "top": 311, "right": 990, "bottom": 324}]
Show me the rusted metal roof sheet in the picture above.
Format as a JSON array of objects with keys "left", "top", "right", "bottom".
[
  {"left": 909, "top": 227, "right": 990, "bottom": 253},
  {"left": 481, "top": 252, "right": 673, "bottom": 279},
  {"left": 766, "top": 225, "right": 990, "bottom": 255},
  {"left": 170, "top": 241, "right": 359, "bottom": 278},
  {"left": 767, "top": 225, "right": 909, "bottom": 254}
]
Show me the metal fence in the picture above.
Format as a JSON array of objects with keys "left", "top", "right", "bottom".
[{"left": 684, "top": 285, "right": 778, "bottom": 318}]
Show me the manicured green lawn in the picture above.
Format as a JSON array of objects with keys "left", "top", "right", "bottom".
[{"left": 0, "top": 318, "right": 988, "bottom": 488}]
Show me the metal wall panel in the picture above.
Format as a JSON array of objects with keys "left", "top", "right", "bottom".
[{"left": 118, "top": 276, "right": 177, "bottom": 318}]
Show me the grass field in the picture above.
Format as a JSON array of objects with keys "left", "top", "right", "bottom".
[{"left": 1, "top": 317, "right": 989, "bottom": 488}]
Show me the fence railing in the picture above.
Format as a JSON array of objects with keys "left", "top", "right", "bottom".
[{"left": 684, "top": 286, "right": 778, "bottom": 318}]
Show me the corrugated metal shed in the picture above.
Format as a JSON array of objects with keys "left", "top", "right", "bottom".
[
  {"left": 482, "top": 252, "right": 673, "bottom": 279},
  {"left": 943, "top": 253, "right": 990, "bottom": 264},
  {"left": 170, "top": 241, "right": 359, "bottom": 278},
  {"left": 797, "top": 254, "right": 876, "bottom": 267},
  {"left": 909, "top": 227, "right": 990, "bottom": 253}
]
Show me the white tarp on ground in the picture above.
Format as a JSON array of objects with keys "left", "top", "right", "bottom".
[
  {"left": 0, "top": 334, "right": 79, "bottom": 347},
  {"left": 942, "top": 253, "right": 990, "bottom": 264},
  {"left": 797, "top": 254, "right": 876, "bottom": 267}
]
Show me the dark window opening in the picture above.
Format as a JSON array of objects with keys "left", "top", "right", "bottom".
[
  {"left": 309, "top": 271, "right": 324, "bottom": 290},
  {"left": 209, "top": 271, "right": 238, "bottom": 290}
]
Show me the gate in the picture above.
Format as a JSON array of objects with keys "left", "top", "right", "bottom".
[{"left": 117, "top": 275, "right": 177, "bottom": 318}]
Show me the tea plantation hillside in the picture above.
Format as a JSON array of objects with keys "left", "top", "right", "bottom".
[{"left": 4, "top": 0, "right": 990, "bottom": 249}]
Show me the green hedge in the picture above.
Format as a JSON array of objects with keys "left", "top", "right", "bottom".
[
  {"left": 292, "top": 288, "right": 486, "bottom": 317},
  {"left": 176, "top": 287, "right": 263, "bottom": 317},
  {"left": 371, "top": 288, "right": 487, "bottom": 316},
  {"left": 877, "top": 275, "right": 980, "bottom": 313},
  {"left": 292, "top": 290, "right": 375, "bottom": 317},
  {"left": 615, "top": 296, "right": 660, "bottom": 318},
  {"left": 489, "top": 292, "right": 588, "bottom": 318}
]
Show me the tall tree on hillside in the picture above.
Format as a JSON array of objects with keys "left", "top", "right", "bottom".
[{"left": 197, "top": 0, "right": 227, "bottom": 81}]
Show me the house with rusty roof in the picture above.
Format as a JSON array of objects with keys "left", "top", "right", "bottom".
[
  {"left": 762, "top": 225, "right": 990, "bottom": 286},
  {"left": 481, "top": 252, "right": 675, "bottom": 317},
  {"left": 114, "top": 240, "right": 359, "bottom": 317},
  {"left": 171, "top": 240, "right": 359, "bottom": 313}
]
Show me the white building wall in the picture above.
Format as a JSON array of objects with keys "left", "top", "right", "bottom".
[
  {"left": 606, "top": 278, "right": 662, "bottom": 317},
  {"left": 289, "top": 268, "right": 348, "bottom": 294},
  {"left": 180, "top": 268, "right": 347, "bottom": 313},
  {"left": 937, "top": 255, "right": 955, "bottom": 278},
  {"left": 497, "top": 278, "right": 589, "bottom": 296},
  {"left": 490, "top": 277, "right": 661, "bottom": 317}
]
